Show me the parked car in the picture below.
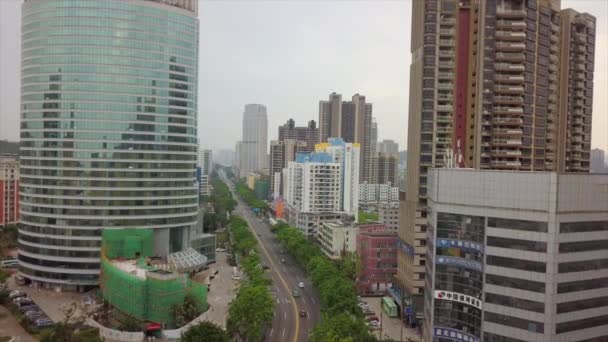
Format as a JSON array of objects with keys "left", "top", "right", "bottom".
[
  {"left": 231, "top": 275, "right": 241, "bottom": 280},
  {"left": 292, "top": 290, "right": 300, "bottom": 298},
  {"left": 298, "top": 282, "right": 305, "bottom": 288},
  {"left": 262, "top": 265, "right": 270, "bottom": 270},
  {"left": 33, "top": 318, "right": 54, "bottom": 328},
  {"left": 8, "top": 290, "right": 26, "bottom": 299},
  {"left": 18, "top": 304, "right": 39, "bottom": 313},
  {"left": 299, "top": 310, "right": 307, "bottom": 317},
  {"left": 365, "top": 315, "right": 379, "bottom": 322},
  {"left": 26, "top": 311, "right": 47, "bottom": 322},
  {"left": 363, "top": 310, "right": 375, "bottom": 316},
  {"left": 215, "top": 248, "right": 226, "bottom": 253},
  {"left": 280, "top": 258, "right": 286, "bottom": 263},
  {"left": 13, "top": 297, "right": 33, "bottom": 306}
]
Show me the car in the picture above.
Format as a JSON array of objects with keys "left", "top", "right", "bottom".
[
  {"left": 8, "top": 290, "right": 26, "bottom": 299},
  {"left": 13, "top": 297, "right": 33, "bottom": 306},
  {"left": 262, "top": 265, "right": 270, "bottom": 270},
  {"left": 279, "top": 250, "right": 286, "bottom": 254},
  {"left": 18, "top": 304, "right": 39, "bottom": 313},
  {"left": 363, "top": 310, "right": 375, "bottom": 316},
  {"left": 292, "top": 290, "right": 300, "bottom": 297},
  {"left": 298, "top": 282, "right": 304, "bottom": 288},
  {"left": 215, "top": 248, "right": 226, "bottom": 253},
  {"left": 280, "top": 258, "right": 285, "bottom": 263},
  {"left": 231, "top": 275, "right": 241, "bottom": 280},
  {"left": 33, "top": 318, "right": 54, "bottom": 328},
  {"left": 299, "top": 310, "right": 307, "bottom": 317},
  {"left": 26, "top": 311, "right": 47, "bottom": 322},
  {"left": 365, "top": 316, "right": 379, "bottom": 322},
  {"left": 257, "top": 233, "right": 262, "bottom": 237}
]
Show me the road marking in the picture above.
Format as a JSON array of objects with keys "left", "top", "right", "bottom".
[
  {"left": 233, "top": 193, "right": 300, "bottom": 342},
  {"left": 284, "top": 312, "right": 287, "bottom": 320},
  {"left": 311, "top": 296, "right": 316, "bottom": 304},
  {"left": 270, "top": 328, "right": 274, "bottom": 337},
  {"left": 276, "top": 298, "right": 280, "bottom": 304}
]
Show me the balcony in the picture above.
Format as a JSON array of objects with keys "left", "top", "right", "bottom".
[
  {"left": 493, "top": 139, "right": 522, "bottom": 146},
  {"left": 494, "top": 107, "right": 524, "bottom": 115},
  {"left": 492, "top": 117, "right": 523, "bottom": 126},
  {"left": 495, "top": 63, "right": 525, "bottom": 72},
  {"left": 438, "top": 72, "right": 454, "bottom": 80},
  {"left": 495, "top": 85, "right": 524, "bottom": 94},
  {"left": 435, "top": 137, "right": 451, "bottom": 145},
  {"left": 495, "top": 74, "right": 525, "bottom": 83},
  {"left": 439, "top": 61, "right": 455, "bottom": 69},
  {"left": 493, "top": 128, "right": 523, "bottom": 136},
  {"left": 438, "top": 82, "right": 453, "bottom": 90},
  {"left": 496, "top": 52, "right": 525, "bottom": 62},
  {"left": 441, "top": 18, "right": 456, "bottom": 25},
  {"left": 492, "top": 160, "right": 522, "bottom": 168},
  {"left": 496, "top": 42, "right": 526, "bottom": 51},
  {"left": 439, "top": 50, "right": 455, "bottom": 58},
  {"left": 437, "top": 94, "right": 453, "bottom": 102},
  {"left": 437, "top": 104, "right": 453, "bottom": 112},
  {"left": 439, "top": 29, "right": 455, "bottom": 36},
  {"left": 496, "top": 20, "right": 526, "bottom": 30},
  {"left": 496, "top": 31, "right": 526, "bottom": 41},
  {"left": 496, "top": 9, "right": 526, "bottom": 18},
  {"left": 494, "top": 95, "right": 523, "bottom": 105}
]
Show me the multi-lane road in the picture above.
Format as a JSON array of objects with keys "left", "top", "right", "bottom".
[{"left": 222, "top": 172, "right": 321, "bottom": 342}]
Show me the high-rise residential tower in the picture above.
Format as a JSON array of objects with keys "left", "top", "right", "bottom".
[
  {"left": 198, "top": 149, "right": 213, "bottom": 176},
  {"left": 269, "top": 139, "right": 307, "bottom": 197},
  {"left": 0, "top": 157, "right": 19, "bottom": 227},
  {"left": 236, "top": 104, "right": 268, "bottom": 177},
  {"left": 319, "top": 93, "right": 373, "bottom": 183},
  {"left": 399, "top": 0, "right": 596, "bottom": 306},
  {"left": 18, "top": 0, "right": 199, "bottom": 290},
  {"left": 278, "top": 119, "right": 319, "bottom": 152},
  {"left": 591, "top": 148, "right": 606, "bottom": 173}
]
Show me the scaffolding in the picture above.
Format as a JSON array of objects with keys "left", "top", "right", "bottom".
[{"left": 100, "top": 229, "right": 207, "bottom": 325}]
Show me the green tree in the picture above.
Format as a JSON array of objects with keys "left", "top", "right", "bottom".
[
  {"left": 172, "top": 293, "right": 204, "bottom": 327},
  {"left": 310, "top": 313, "right": 375, "bottom": 342},
  {"left": 226, "top": 284, "right": 274, "bottom": 342},
  {"left": 181, "top": 321, "right": 229, "bottom": 342},
  {"left": 118, "top": 316, "right": 140, "bottom": 332},
  {"left": 340, "top": 251, "right": 362, "bottom": 282}
]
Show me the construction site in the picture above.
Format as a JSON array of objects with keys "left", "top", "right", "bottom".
[{"left": 99, "top": 229, "right": 208, "bottom": 329}]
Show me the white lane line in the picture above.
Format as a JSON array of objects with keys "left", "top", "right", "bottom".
[
  {"left": 282, "top": 328, "right": 286, "bottom": 337},
  {"left": 283, "top": 312, "right": 287, "bottom": 320},
  {"left": 270, "top": 328, "right": 274, "bottom": 337},
  {"left": 276, "top": 298, "right": 280, "bottom": 304},
  {"left": 311, "top": 297, "right": 316, "bottom": 304}
]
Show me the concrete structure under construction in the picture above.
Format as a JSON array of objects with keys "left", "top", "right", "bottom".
[
  {"left": 424, "top": 169, "right": 608, "bottom": 342},
  {"left": 318, "top": 221, "right": 358, "bottom": 260}
]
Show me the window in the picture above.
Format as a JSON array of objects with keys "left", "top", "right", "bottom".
[
  {"left": 487, "top": 217, "right": 548, "bottom": 233},
  {"left": 486, "top": 255, "right": 546, "bottom": 273},
  {"left": 557, "top": 296, "right": 608, "bottom": 314},
  {"left": 487, "top": 236, "right": 547, "bottom": 253},
  {"left": 486, "top": 274, "right": 545, "bottom": 293},
  {"left": 484, "top": 312, "right": 544, "bottom": 333},
  {"left": 558, "top": 277, "right": 608, "bottom": 294},
  {"left": 485, "top": 292, "right": 545, "bottom": 313},
  {"left": 558, "top": 258, "right": 608, "bottom": 273},
  {"left": 560, "top": 221, "right": 608, "bottom": 233},
  {"left": 484, "top": 332, "right": 526, "bottom": 342},
  {"left": 556, "top": 315, "right": 608, "bottom": 334},
  {"left": 559, "top": 239, "right": 608, "bottom": 253}
]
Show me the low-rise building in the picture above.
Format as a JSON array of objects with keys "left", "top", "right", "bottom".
[
  {"left": 359, "top": 183, "right": 399, "bottom": 208},
  {"left": 318, "top": 221, "right": 358, "bottom": 260},
  {"left": 378, "top": 203, "right": 399, "bottom": 232},
  {"left": 356, "top": 223, "right": 397, "bottom": 295},
  {"left": 191, "top": 233, "right": 216, "bottom": 264},
  {"left": 425, "top": 169, "right": 608, "bottom": 342}
]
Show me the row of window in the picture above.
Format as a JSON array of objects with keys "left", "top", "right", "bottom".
[
  {"left": 21, "top": 132, "right": 197, "bottom": 144},
  {"left": 20, "top": 188, "right": 196, "bottom": 198},
  {"left": 21, "top": 142, "right": 195, "bottom": 152},
  {"left": 557, "top": 296, "right": 608, "bottom": 314},
  {"left": 436, "top": 213, "right": 485, "bottom": 243},
  {"left": 22, "top": 101, "right": 195, "bottom": 114},
  {"left": 20, "top": 214, "right": 197, "bottom": 228},
  {"left": 485, "top": 273, "right": 546, "bottom": 293},
  {"left": 21, "top": 159, "right": 195, "bottom": 169},
  {"left": 21, "top": 197, "right": 196, "bottom": 208},
  {"left": 19, "top": 244, "right": 100, "bottom": 259},
  {"left": 23, "top": 86, "right": 194, "bottom": 100},
  {"left": 484, "top": 311, "right": 544, "bottom": 333},
  {"left": 22, "top": 94, "right": 194, "bottom": 109},
  {"left": 23, "top": 75, "right": 192, "bottom": 90},
  {"left": 487, "top": 235, "right": 547, "bottom": 253},
  {"left": 559, "top": 239, "right": 608, "bottom": 253},
  {"left": 485, "top": 292, "right": 545, "bottom": 313},
  {"left": 558, "top": 276, "right": 608, "bottom": 294},
  {"left": 560, "top": 221, "right": 608, "bottom": 233},
  {"left": 556, "top": 314, "right": 608, "bottom": 334},
  {"left": 483, "top": 332, "right": 526, "bottom": 342},
  {"left": 20, "top": 151, "right": 195, "bottom": 161},
  {"left": 486, "top": 255, "right": 546, "bottom": 273},
  {"left": 19, "top": 267, "right": 98, "bottom": 282},
  {"left": 487, "top": 217, "right": 548, "bottom": 232},
  {"left": 21, "top": 205, "right": 197, "bottom": 217},
  {"left": 559, "top": 258, "right": 608, "bottom": 273}
]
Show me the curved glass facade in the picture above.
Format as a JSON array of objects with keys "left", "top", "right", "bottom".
[{"left": 19, "top": 0, "right": 199, "bottom": 288}]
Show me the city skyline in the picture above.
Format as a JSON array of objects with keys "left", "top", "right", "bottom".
[{"left": 1, "top": 0, "right": 607, "bottom": 152}]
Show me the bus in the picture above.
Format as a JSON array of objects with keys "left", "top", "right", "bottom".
[{"left": 381, "top": 296, "right": 398, "bottom": 318}]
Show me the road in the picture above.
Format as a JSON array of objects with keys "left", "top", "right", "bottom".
[{"left": 221, "top": 172, "right": 321, "bottom": 342}]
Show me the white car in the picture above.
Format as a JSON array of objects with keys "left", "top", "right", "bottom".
[
  {"left": 298, "top": 282, "right": 305, "bottom": 288},
  {"left": 231, "top": 275, "right": 241, "bottom": 280},
  {"left": 215, "top": 248, "right": 226, "bottom": 253}
]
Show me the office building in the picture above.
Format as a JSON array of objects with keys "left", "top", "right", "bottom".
[
  {"left": 236, "top": 104, "right": 268, "bottom": 177},
  {"left": 18, "top": 0, "right": 199, "bottom": 290},
  {"left": 425, "top": 168, "right": 608, "bottom": 342},
  {"left": 399, "top": 0, "right": 596, "bottom": 300},
  {"left": 278, "top": 119, "right": 319, "bottom": 152},
  {"left": 0, "top": 140, "right": 19, "bottom": 158},
  {"left": 376, "top": 139, "right": 399, "bottom": 156},
  {"left": 269, "top": 139, "right": 307, "bottom": 197},
  {"left": 356, "top": 223, "right": 397, "bottom": 295},
  {"left": 0, "top": 158, "right": 19, "bottom": 227},
  {"left": 378, "top": 203, "right": 399, "bottom": 232},
  {"left": 319, "top": 93, "right": 373, "bottom": 183},
  {"left": 591, "top": 148, "right": 606, "bottom": 173},
  {"left": 318, "top": 221, "right": 358, "bottom": 260},
  {"left": 214, "top": 149, "right": 235, "bottom": 167},
  {"left": 198, "top": 149, "right": 213, "bottom": 175}
]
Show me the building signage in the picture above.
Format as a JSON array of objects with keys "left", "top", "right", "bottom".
[
  {"left": 398, "top": 239, "right": 415, "bottom": 256},
  {"left": 433, "top": 327, "right": 480, "bottom": 342},
  {"left": 438, "top": 238, "right": 483, "bottom": 253},
  {"left": 434, "top": 290, "right": 482, "bottom": 309},
  {"left": 436, "top": 256, "right": 482, "bottom": 272}
]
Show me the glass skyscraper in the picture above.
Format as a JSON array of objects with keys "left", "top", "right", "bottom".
[{"left": 19, "top": 0, "right": 199, "bottom": 290}]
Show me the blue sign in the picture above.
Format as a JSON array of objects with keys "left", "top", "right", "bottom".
[
  {"left": 433, "top": 327, "right": 480, "bottom": 342},
  {"left": 438, "top": 238, "right": 484, "bottom": 253},
  {"left": 398, "top": 239, "right": 415, "bottom": 256},
  {"left": 436, "top": 256, "right": 482, "bottom": 272}
]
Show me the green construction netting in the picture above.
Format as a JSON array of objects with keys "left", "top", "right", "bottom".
[
  {"left": 102, "top": 229, "right": 154, "bottom": 259},
  {"left": 101, "top": 258, "right": 147, "bottom": 320}
]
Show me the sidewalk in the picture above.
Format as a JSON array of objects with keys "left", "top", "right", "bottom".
[
  {"left": 361, "top": 296, "right": 422, "bottom": 342},
  {"left": 0, "top": 305, "right": 37, "bottom": 342}
]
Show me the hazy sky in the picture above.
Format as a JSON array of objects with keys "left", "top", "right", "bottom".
[{"left": 1, "top": 0, "right": 606, "bottom": 152}]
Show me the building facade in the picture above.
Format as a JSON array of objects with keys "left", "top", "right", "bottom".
[
  {"left": 425, "top": 169, "right": 608, "bottom": 342},
  {"left": 591, "top": 148, "right": 606, "bottom": 173},
  {"left": 378, "top": 203, "right": 399, "bottom": 232},
  {"left": 371, "top": 152, "right": 399, "bottom": 186},
  {"left": 18, "top": 0, "right": 199, "bottom": 290},
  {"left": 278, "top": 119, "right": 319, "bottom": 152},
  {"left": 318, "top": 221, "right": 358, "bottom": 260},
  {"left": 269, "top": 139, "right": 307, "bottom": 197},
  {"left": 0, "top": 158, "right": 19, "bottom": 226},
  {"left": 359, "top": 183, "right": 399, "bottom": 208},
  {"left": 198, "top": 149, "right": 213, "bottom": 175},
  {"left": 319, "top": 93, "right": 373, "bottom": 183},
  {"left": 376, "top": 139, "right": 399, "bottom": 156},
  {"left": 399, "top": 0, "right": 597, "bottom": 300},
  {"left": 237, "top": 104, "right": 268, "bottom": 177},
  {"left": 356, "top": 223, "right": 397, "bottom": 295}
]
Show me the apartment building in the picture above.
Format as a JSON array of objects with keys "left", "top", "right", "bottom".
[
  {"left": 591, "top": 148, "right": 606, "bottom": 173},
  {"left": 319, "top": 93, "right": 373, "bottom": 183},
  {"left": 400, "top": 0, "right": 596, "bottom": 301},
  {"left": 371, "top": 152, "right": 399, "bottom": 186},
  {"left": 356, "top": 223, "right": 397, "bottom": 295},
  {"left": 424, "top": 169, "right": 608, "bottom": 342},
  {"left": 359, "top": 183, "right": 399, "bottom": 208},
  {"left": 278, "top": 119, "right": 319, "bottom": 152},
  {"left": 376, "top": 139, "right": 399, "bottom": 156},
  {"left": 0, "top": 157, "right": 19, "bottom": 226},
  {"left": 269, "top": 139, "right": 307, "bottom": 197},
  {"left": 379, "top": 203, "right": 400, "bottom": 232}
]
